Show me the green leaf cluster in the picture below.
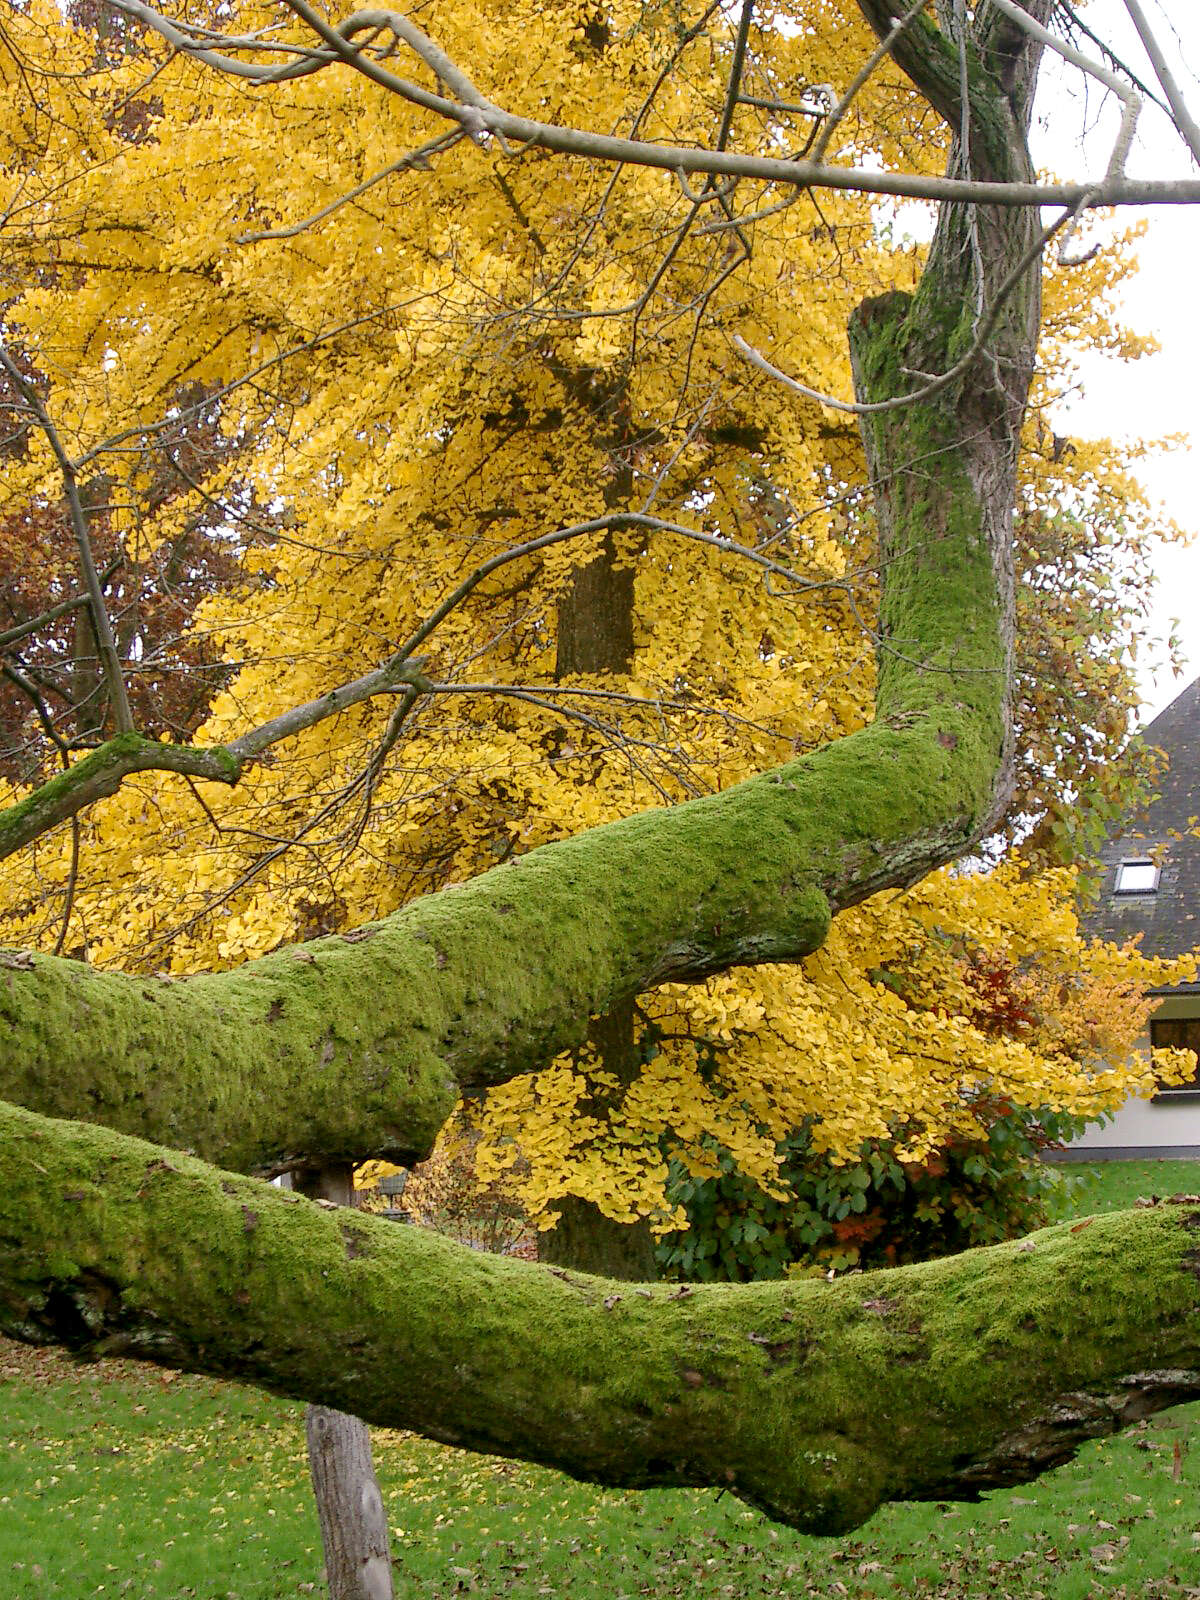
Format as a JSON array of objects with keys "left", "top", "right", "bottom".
[{"left": 656, "top": 1105, "right": 1095, "bottom": 1282}]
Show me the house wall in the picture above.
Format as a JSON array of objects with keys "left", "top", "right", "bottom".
[{"left": 1062, "top": 993, "right": 1200, "bottom": 1159}]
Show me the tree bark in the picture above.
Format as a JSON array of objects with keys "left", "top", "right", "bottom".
[
  {"left": 296, "top": 1166, "right": 394, "bottom": 1600},
  {"left": 544, "top": 443, "right": 658, "bottom": 1279},
  {"left": 537, "top": 1000, "right": 659, "bottom": 1281},
  {"left": 306, "top": 1407, "right": 394, "bottom": 1600},
  {"left": 554, "top": 529, "right": 636, "bottom": 682},
  {"left": 3, "top": 1097, "right": 1200, "bottom": 1536}
]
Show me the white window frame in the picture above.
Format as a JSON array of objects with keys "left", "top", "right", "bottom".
[{"left": 1114, "top": 858, "right": 1159, "bottom": 894}]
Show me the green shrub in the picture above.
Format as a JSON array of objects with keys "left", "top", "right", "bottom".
[{"left": 655, "top": 1103, "right": 1090, "bottom": 1281}]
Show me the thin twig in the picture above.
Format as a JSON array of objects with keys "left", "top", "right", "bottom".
[
  {"left": 731, "top": 201, "right": 1083, "bottom": 416},
  {"left": 0, "top": 340, "right": 134, "bottom": 732},
  {"left": 236, "top": 130, "right": 464, "bottom": 242},
  {"left": 810, "top": 0, "right": 929, "bottom": 165}
]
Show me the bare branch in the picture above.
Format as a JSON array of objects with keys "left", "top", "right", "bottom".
[
  {"left": 234, "top": 129, "right": 465, "bottom": 243},
  {"left": 101, "top": 0, "right": 1200, "bottom": 209},
  {"left": 0, "top": 341, "right": 134, "bottom": 734},
  {"left": 223, "top": 656, "right": 433, "bottom": 761},
  {"left": 1122, "top": 0, "right": 1200, "bottom": 167},
  {"left": 988, "top": 0, "right": 1141, "bottom": 178},
  {"left": 1055, "top": 1, "right": 1168, "bottom": 114}
]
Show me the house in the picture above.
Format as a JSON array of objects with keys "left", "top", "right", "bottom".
[{"left": 1064, "top": 673, "right": 1200, "bottom": 1158}]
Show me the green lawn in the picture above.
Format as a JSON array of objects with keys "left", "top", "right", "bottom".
[
  {"left": 1047, "top": 1157, "right": 1200, "bottom": 1220},
  {"left": 4, "top": 1160, "right": 1200, "bottom": 1600}
]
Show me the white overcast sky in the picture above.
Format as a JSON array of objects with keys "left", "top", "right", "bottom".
[{"left": 1032, "top": 1, "right": 1200, "bottom": 722}]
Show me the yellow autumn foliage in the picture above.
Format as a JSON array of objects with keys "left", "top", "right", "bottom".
[{"left": 0, "top": 0, "right": 1192, "bottom": 1229}]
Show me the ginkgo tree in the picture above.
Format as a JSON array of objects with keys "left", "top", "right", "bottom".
[
  {"left": 4, "top": 0, "right": 1200, "bottom": 1593},
  {"left": 0, "top": 0, "right": 1183, "bottom": 1275}
]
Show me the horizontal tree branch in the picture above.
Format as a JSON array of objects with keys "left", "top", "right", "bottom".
[
  {"left": 0, "top": 510, "right": 848, "bottom": 862},
  {"left": 0, "top": 733, "right": 244, "bottom": 861},
  {"left": 105, "top": 0, "right": 1200, "bottom": 209},
  {"left": 4, "top": 1099, "right": 1200, "bottom": 1534}
]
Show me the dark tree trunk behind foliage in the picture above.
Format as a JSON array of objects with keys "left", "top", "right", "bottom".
[
  {"left": 544, "top": 420, "right": 659, "bottom": 1280},
  {"left": 536, "top": 999, "right": 660, "bottom": 1281}
]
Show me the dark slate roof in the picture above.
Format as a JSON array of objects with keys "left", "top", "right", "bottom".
[{"left": 1084, "top": 675, "right": 1200, "bottom": 964}]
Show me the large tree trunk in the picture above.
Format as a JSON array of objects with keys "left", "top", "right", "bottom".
[
  {"left": 295, "top": 1166, "right": 394, "bottom": 1600},
  {"left": 4, "top": 1098, "right": 1200, "bottom": 1536},
  {"left": 543, "top": 447, "right": 658, "bottom": 1280},
  {"left": 537, "top": 1000, "right": 659, "bottom": 1281}
]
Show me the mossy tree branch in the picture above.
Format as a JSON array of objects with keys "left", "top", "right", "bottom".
[
  {"left": 0, "top": 735, "right": 242, "bottom": 862},
  {"left": 4, "top": 1099, "right": 1200, "bottom": 1535}
]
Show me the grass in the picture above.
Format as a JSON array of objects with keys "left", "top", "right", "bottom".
[
  {"left": 4, "top": 1160, "right": 1200, "bottom": 1600},
  {"left": 1047, "top": 1157, "right": 1200, "bottom": 1219}
]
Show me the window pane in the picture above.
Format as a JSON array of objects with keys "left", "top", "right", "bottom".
[
  {"left": 1152, "top": 1018, "right": 1200, "bottom": 1088},
  {"left": 1116, "top": 860, "right": 1157, "bottom": 892}
]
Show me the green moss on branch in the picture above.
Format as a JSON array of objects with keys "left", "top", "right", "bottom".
[
  {"left": 3, "top": 1100, "right": 1200, "bottom": 1535},
  {"left": 0, "top": 735, "right": 242, "bottom": 861}
]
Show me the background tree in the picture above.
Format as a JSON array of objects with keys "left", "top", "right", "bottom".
[
  {"left": 2, "top": 1, "right": 1200, "bottom": 1594},
  {"left": 0, "top": 0, "right": 1184, "bottom": 1275}
]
